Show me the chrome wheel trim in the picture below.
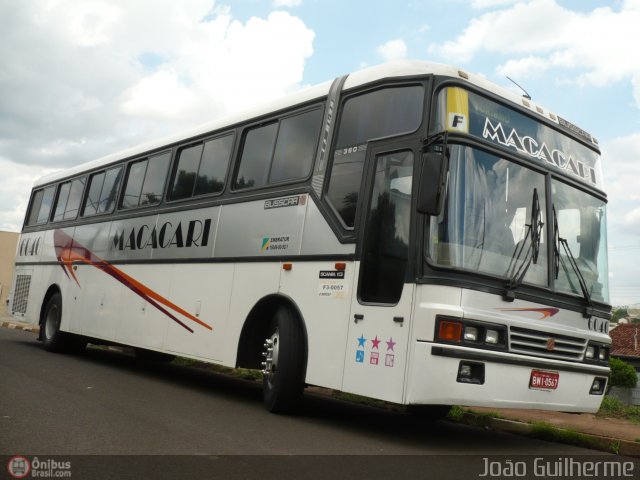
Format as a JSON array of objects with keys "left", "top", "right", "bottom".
[{"left": 261, "top": 328, "right": 280, "bottom": 385}]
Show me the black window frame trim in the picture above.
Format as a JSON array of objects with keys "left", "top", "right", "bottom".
[
  {"left": 322, "top": 79, "right": 429, "bottom": 234},
  {"left": 165, "top": 131, "right": 237, "bottom": 205},
  {"left": 230, "top": 104, "right": 325, "bottom": 194},
  {"left": 51, "top": 175, "right": 87, "bottom": 224},
  {"left": 118, "top": 149, "right": 172, "bottom": 212}
]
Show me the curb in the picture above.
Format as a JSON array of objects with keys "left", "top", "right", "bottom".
[
  {"left": 1, "top": 320, "right": 39, "bottom": 335},
  {"left": 459, "top": 412, "right": 640, "bottom": 458}
]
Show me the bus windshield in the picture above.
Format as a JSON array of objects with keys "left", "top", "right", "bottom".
[
  {"left": 427, "top": 145, "right": 548, "bottom": 287},
  {"left": 426, "top": 145, "right": 609, "bottom": 303}
]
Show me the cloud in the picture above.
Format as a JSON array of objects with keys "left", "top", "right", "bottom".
[
  {"left": 600, "top": 133, "right": 640, "bottom": 304},
  {"left": 376, "top": 39, "right": 408, "bottom": 61},
  {"left": 429, "top": 0, "right": 640, "bottom": 90},
  {"left": 0, "top": 1, "right": 315, "bottom": 231},
  {"left": 602, "top": 133, "right": 640, "bottom": 234}
]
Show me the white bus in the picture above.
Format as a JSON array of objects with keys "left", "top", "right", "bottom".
[{"left": 9, "top": 61, "right": 611, "bottom": 414}]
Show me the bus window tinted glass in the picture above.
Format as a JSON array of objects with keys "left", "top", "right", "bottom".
[
  {"left": 327, "top": 85, "right": 423, "bottom": 228},
  {"left": 27, "top": 190, "right": 44, "bottom": 226},
  {"left": 36, "top": 186, "right": 56, "bottom": 225},
  {"left": 64, "top": 178, "right": 85, "bottom": 220},
  {"left": 235, "top": 123, "right": 278, "bottom": 190},
  {"left": 53, "top": 182, "right": 71, "bottom": 222},
  {"left": 326, "top": 148, "right": 365, "bottom": 228},
  {"left": 98, "top": 167, "right": 122, "bottom": 214},
  {"left": 140, "top": 152, "right": 170, "bottom": 206},
  {"left": 122, "top": 160, "right": 147, "bottom": 209},
  {"left": 171, "top": 144, "right": 203, "bottom": 200},
  {"left": 84, "top": 172, "right": 105, "bottom": 216},
  {"left": 270, "top": 108, "right": 322, "bottom": 183},
  {"left": 195, "top": 134, "right": 233, "bottom": 196},
  {"left": 335, "top": 85, "right": 423, "bottom": 148}
]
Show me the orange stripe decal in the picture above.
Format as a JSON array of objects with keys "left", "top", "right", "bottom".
[
  {"left": 54, "top": 229, "right": 212, "bottom": 333},
  {"left": 497, "top": 307, "right": 560, "bottom": 320}
]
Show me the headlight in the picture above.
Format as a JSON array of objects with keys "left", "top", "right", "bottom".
[
  {"left": 585, "top": 346, "right": 595, "bottom": 359},
  {"left": 464, "top": 326, "right": 479, "bottom": 342},
  {"left": 485, "top": 329, "right": 499, "bottom": 345}
]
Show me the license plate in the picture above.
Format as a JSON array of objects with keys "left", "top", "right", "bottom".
[{"left": 529, "top": 370, "right": 559, "bottom": 390}]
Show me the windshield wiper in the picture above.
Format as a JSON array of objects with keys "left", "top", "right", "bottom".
[
  {"left": 553, "top": 205, "right": 595, "bottom": 318},
  {"left": 503, "top": 188, "right": 543, "bottom": 301}
]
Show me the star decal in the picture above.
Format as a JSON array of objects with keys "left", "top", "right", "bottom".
[
  {"left": 357, "top": 334, "right": 366, "bottom": 348},
  {"left": 371, "top": 336, "right": 381, "bottom": 349},
  {"left": 386, "top": 337, "right": 396, "bottom": 351}
]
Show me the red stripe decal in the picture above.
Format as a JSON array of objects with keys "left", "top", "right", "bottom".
[{"left": 54, "top": 229, "right": 212, "bottom": 333}]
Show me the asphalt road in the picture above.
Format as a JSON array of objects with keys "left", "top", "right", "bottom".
[{"left": 0, "top": 327, "right": 621, "bottom": 479}]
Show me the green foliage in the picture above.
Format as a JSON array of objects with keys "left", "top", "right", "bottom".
[
  {"left": 598, "top": 395, "right": 640, "bottom": 424},
  {"left": 446, "top": 405, "right": 465, "bottom": 421},
  {"left": 609, "top": 357, "right": 638, "bottom": 389},
  {"left": 528, "top": 422, "right": 599, "bottom": 450},
  {"left": 611, "top": 308, "right": 628, "bottom": 322}
]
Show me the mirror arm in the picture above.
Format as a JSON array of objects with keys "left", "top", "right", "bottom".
[{"left": 422, "top": 130, "right": 449, "bottom": 156}]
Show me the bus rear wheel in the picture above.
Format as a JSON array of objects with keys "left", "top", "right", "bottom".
[{"left": 261, "top": 305, "right": 305, "bottom": 413}]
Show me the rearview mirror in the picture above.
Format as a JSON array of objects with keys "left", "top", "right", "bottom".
[{"left": 417, "top": 152, "right": 448, "bottom": 215}]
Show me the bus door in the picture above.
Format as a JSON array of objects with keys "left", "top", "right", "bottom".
[{"left": 342, "top": 141, "right": 417, "bottom": 403}]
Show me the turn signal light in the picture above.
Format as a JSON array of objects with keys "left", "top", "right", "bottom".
[{"left": 438, "top": 320, "right": 463, "bottom": 342}]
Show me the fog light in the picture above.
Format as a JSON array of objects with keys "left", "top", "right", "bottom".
[
  {"left": 464, "top": 326, "right": 478, "bottom": 342},
  {"left": 590, "top": 377, "right": 607, "bottom": 395},
  {"left": 585, "top": 346, "right": 595, "bottom": 359},
  {"left": 457, "top": 361, "right": 485, "bottom": 385},
  {"left": 485, "top": 329, "right": 499, "bottom": 345}
]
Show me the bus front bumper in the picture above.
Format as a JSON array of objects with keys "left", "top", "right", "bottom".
[{"left": 406, "top": 342, "right": 609, "bottom": 413}]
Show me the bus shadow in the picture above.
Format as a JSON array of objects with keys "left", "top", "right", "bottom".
[{"left": 17, "top": 339, "right": 585, "bottom": 454}]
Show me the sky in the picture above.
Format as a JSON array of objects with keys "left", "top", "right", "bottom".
[{"left": 0, "top": 0, "right": 639, "bottom": 306}]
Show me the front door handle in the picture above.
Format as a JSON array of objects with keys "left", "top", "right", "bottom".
[{"left": 354, "top": 314, "right": 364, "bottom": 324}]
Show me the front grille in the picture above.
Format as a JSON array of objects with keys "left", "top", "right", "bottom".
[
  {"left": 509, "top": 326, "right": 587, "bottom": 361},
  {"left": 12, "top": 275, "right": 31, "bottom": 315}
]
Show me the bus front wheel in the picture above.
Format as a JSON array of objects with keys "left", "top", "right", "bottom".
[
  {"left": 261, "top": 305, "right": 305, "bottom": 413},
  {"left": 42, "top": 293, "right": 70, "bottom": 352}
]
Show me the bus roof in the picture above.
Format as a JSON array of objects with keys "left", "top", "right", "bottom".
[{"left": 34, "top": 60, "right": 588, "bottom": 188}]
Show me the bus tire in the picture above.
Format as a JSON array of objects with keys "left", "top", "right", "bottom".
[
  {"left": 41, "top": 293, "right": 71, "bottom": 353},
  {"left": 262, "top": 305, "right": 305, "bottom": 413}
]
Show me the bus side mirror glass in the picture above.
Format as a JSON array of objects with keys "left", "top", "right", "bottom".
[{"left": 417, "top": 152, "right": 447, "bottom": 216}]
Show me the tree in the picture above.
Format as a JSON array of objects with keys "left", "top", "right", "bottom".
[
  {"left": 611, "top": 308, "right": 629, "bottom": 323},
  {"left": 609, "top": 357, "right": 638, "bottom": 391}
]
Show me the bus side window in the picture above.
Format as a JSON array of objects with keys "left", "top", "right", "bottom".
[
  {"left": 235, "top": 123, "right": 278, "bottom": 190},
  {"left": 326, "top": 85, "right": 424, "bottom": 228},
  {"left": 195, "top": 134, "right": 233, "bottom": 196},
  {"left": 270, "top": 108, "right": 323, "bottom": 183},
  {"left": 52, "top": 182, "right": 72, "bottom": 222},
  {"left": 82, "top": 166, "right": 123, "bottom": 217},
  {"left": 168, "top": 132, "right": 234, "bottom": 201},
  {"left": 121, "top": 152, "right": 170, "bottom": 209},
  {"left": 52, "top": 177, "right": 86, "bottom": 222},
  {"left": 233, "top": 107, "right": 323, "bottom": 191},
  {"left": 26, "top": 186, "right": 56, "bottom": 226}
]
